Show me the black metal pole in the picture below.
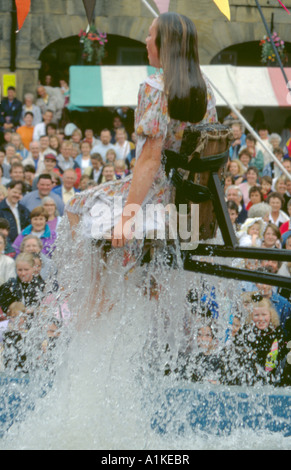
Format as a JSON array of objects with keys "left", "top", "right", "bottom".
[
  {"left": 184, "top": 244, "right": 291, "bottom": 262},
  {"left": 183, "top": 258, "right": 291, "bottom": 289},
  {"left": 10, "top": 0, "right": 17, "bottom": 72},
  {"left": 255, "top": 0, "right": 290, "bottom": 92}
]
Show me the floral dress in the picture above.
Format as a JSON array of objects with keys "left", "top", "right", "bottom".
[{"left": 66, "top": 72, "right": 217, "bottom": 267}]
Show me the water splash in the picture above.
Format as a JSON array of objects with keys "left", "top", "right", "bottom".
[{"left": 1, "top": 215, "right": 291, "bottom": 450}]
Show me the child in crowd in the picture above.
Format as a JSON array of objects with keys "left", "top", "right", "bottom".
[
  {"left": 114, "top": 159, "right": 128, "bottom": 179},
  {"left": 226, "top": 200, "right": 239, "bottom": 232},
  {"left": 261, "top": 175, "right": 272, "bottom": 200},
  {"left": 187, "top": 321, "right": 224, "bottom": 384},
  {"left": 1, "top": 301, "right": 29, "bottom": 373},
  {"left": 223, "top": 172, "right": 235, "bottom": 199},
  {"left": 0, "top": 232, "right": 16, "bottom": 286},
  {"left": 0, "top": 218, "right": 16, "bottom": 257},
  {"left": 0, "top": 253, "right": 45, "bottom": 315},
  {"left": 246, "top": 186, "right": 264, "bottom": 211},
  {"left": 105, "top": 148, "right": 117, "bottom": 165},
  {"left": 237, "top": 217, "right": 265, "bottom": 247}
]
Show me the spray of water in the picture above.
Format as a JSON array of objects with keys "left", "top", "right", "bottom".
[{"left": 0, "top": 214, "right": 290, "bottom": 450}]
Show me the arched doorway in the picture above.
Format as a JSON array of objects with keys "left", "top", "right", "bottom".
[
  {"left": 38, "top": 34, "right": 148, "bottom": 86},
  {"left": 211, "top": 40, "right": 291, "bottom": 66}
]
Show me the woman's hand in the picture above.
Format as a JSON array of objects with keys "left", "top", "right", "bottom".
[
  {"left": 112, "top": 215, "right": 131, "bottom": 248},
  {"left": 112, "top": 210, "right": 137, "bottom": 248}
]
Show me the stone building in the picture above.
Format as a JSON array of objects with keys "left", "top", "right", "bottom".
[{"left": 0, "top": 0, "right": 290, "bottom": 131}]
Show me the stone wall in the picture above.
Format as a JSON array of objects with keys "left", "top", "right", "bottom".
[{"left": 0, "top": 0, "right": 290, "bottom": 100}]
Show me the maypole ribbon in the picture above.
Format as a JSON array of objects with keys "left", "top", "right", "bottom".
[{"left": 277, "top": 0, "right": 290, "bottom": 14}]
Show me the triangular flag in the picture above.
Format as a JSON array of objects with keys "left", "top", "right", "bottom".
[
  {"left": 82, "top": 0, "right": 97, "bottom": 24},
  {"left": 152, "top": 0, "right": 170, "bottom": 14},
  {"left": 15, "top": 0, "right": 31, "bottom": 31},
  {"left": 212, "top": 0, "right": 231, "bottom": 20}
]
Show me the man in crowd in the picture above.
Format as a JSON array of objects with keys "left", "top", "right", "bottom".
[
  {"left": 84, "top": 153, "right": 103, "bottom": 184},
  {"left": 32, "top": 154, "right": 62, "bottom": 189},
  {"left": 36, "top": 86, "right": 63, "bottom": 124},
  {"left": 20, "top": 173, "right": 64, "bottom": 215},
  {"left": 52, "top": 168, "right": 79, "bottom": 204},
  {"left": 7, "top": 162, "right": 26, "bottom": 186},
  {"left": 33, "top": 109, "right": 54, "bottom": 141},
  {"left": 101, "top": 164, "right": 116, "bottom": 183},
  {"left": 20, "top": 93, "right": 42, "bottom": 126},
  {"left": 25, "top": 141, "right": 43, "bottom": 173},
  {"left": 57, "top": 140, "right": 80, "bottom": 171},
  {"left": 225, "top": 185, "right": 248, "bottom": 224},
  {"left": 0, "top": 86, "right": 22, "bottom": 137},
  {"left": 229, "top": 122, "right": 246, "bottom": 160},
  {"left": 0, "top": 181, "right": 31, "bottom": 243},
  {"left": 91, "top": 128, "right": 115, "bottom": 162}
]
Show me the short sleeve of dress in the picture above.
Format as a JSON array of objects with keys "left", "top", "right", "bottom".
[
  {"left": 135, "top": 75, "right": 169, "bottom": 141},
  {"left": 201, "top": 75, "right": 217, "bottom": 124}
]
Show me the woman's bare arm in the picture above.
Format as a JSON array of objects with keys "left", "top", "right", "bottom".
[{"left": 112, "top": 136, "right": 163, "bottom": 247}]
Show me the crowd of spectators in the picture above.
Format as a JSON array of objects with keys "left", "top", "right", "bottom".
[{"left": 0, "top": 80, "right": 290, "bottom": 387}]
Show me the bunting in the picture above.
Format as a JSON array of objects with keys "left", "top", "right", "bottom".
[
  {"left": 152, "top": 0, "right": 170, "bottom": 14},
  {"left": 82, "top": 0, "right": 97, "bottom": 24},
  {"left": 212, "top": 0, "right": 231, "bottom": 20},
  {"left": 15, "top": 0, "right": 31, "bottom": 31}
]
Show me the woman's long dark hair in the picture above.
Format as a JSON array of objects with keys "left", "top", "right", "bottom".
[{"left": 155, "top": 13, "right": 207, "bottom": 123}]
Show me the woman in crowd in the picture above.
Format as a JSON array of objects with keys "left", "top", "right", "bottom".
[
  {"left": 113, "top": 127, "right": 132, "bottom": 161},
  {"left": 20, "top": 234, "right": 56, "bottom": 281},
  {"left": 71, "top": 128, "right": 83, "bottom": 145},
  {"left": 273, "top": 175, "right": 287, "bottom": 198},
  {"left": 226, "top": 159, "right": 245, "bottom": 185},
  {"left": 266, "top": 191, "right": 289, "bottom": 228},
  {"left": 223, "top": 297, "right": 288, "bottom": 386},
  {"left": 74, "top": 140, "right": 92, "bottom": 174},
  {"left": 245, "top": 185, "right": 264, "bottom": 211},
  {"left": 10, "top": 133, "right": 29, "bottom": 160},
  {"left": 241, "top": 133, "right": 264, "bottom": 174},
  {"left": 262, "top": 222, "right": 282, "bottom": 249},
  {"left": 49, "top": 135, "right": 61, "bottom": 155},
  {"left": 13, "top": 206, "right": 57, "bottom": 258},
  {"left": 239, "top": 166, "right": 260, "bottom": 206},
  {"left": 42, "top": 196, "right": 62, "bottom": 232},
  {"left": 238, "top": 148, "right": 252, "bottom": 172}
]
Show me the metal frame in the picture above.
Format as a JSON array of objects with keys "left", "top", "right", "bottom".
[{"left": 179, "top": 169, "right": 291, "bottom": 289}]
